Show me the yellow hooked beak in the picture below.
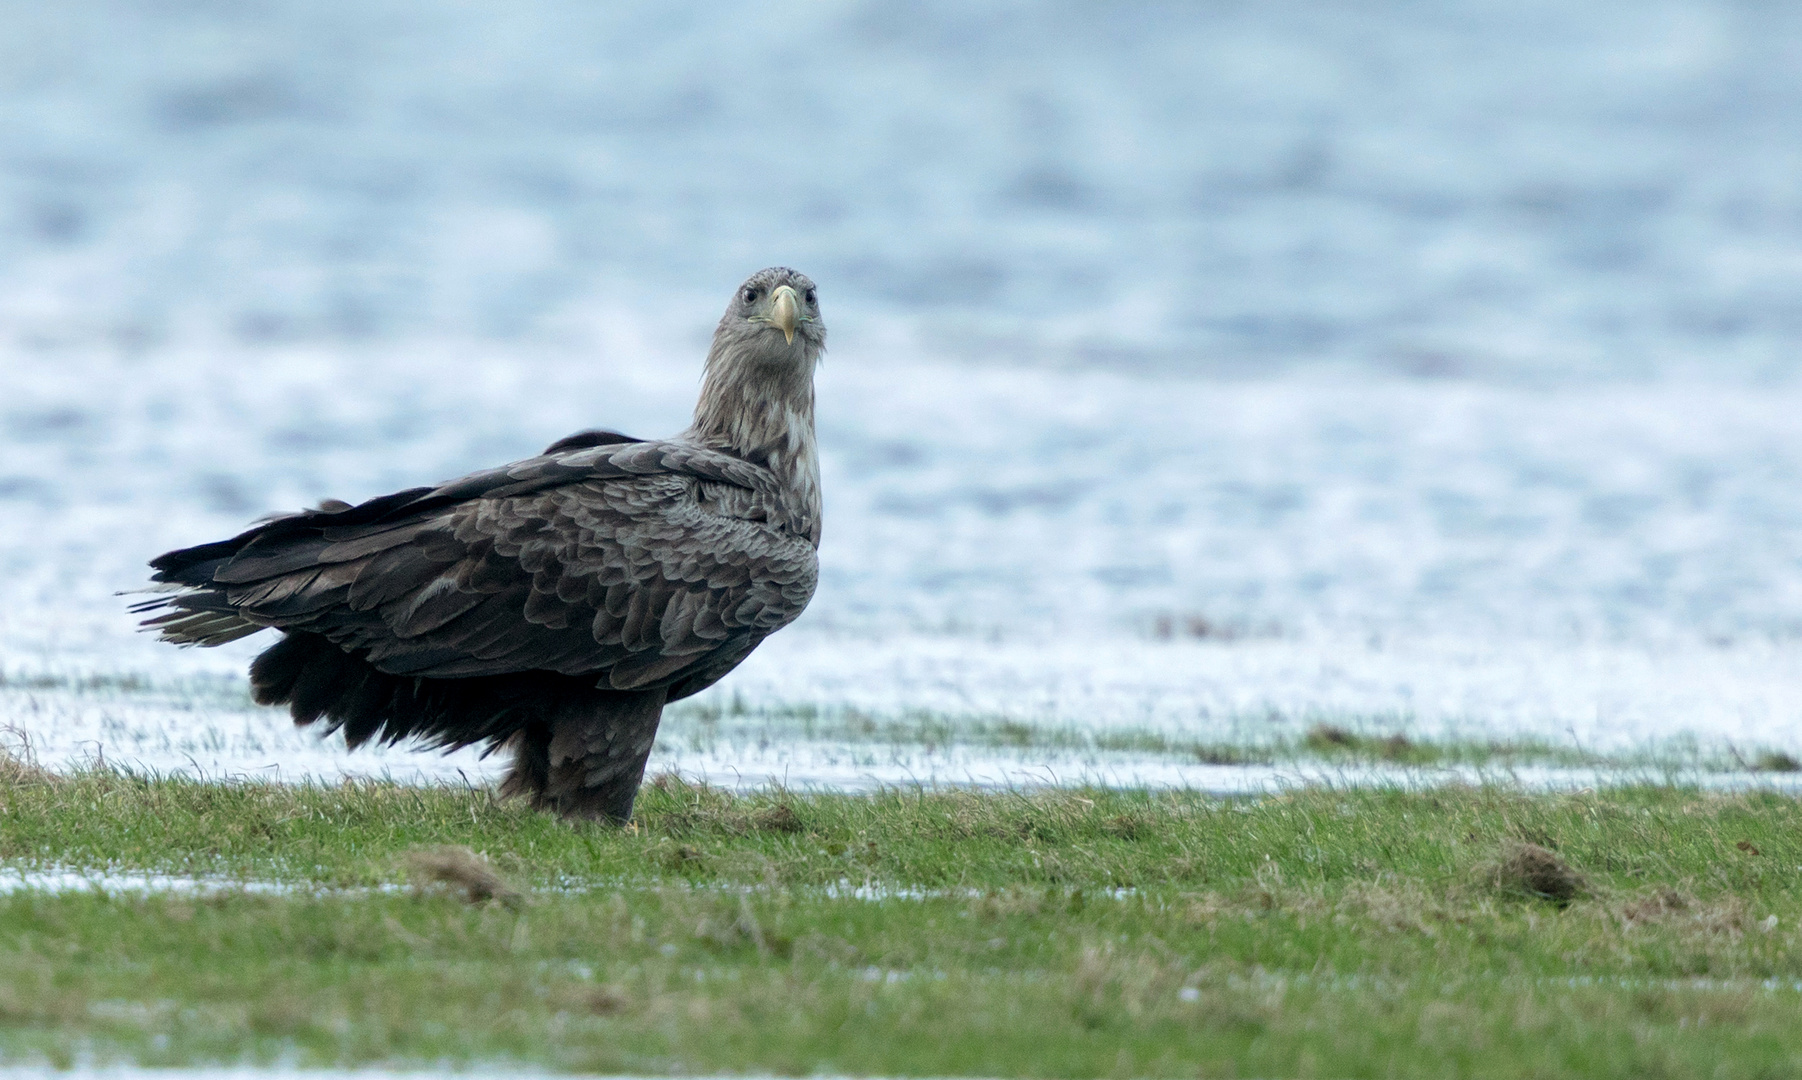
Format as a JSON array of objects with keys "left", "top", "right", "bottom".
[{"left": 770, "top": 284, "right": 800, "bottom": 344}]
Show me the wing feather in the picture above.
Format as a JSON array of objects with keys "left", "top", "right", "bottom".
[
  {"left": 347, "top": 545, "right": 446, "bottom": 610},
  {"left": 145, "top": 436, "right": 818, "bottom": 692},
  {"left": 393, "top": 576, "right": 486, "bottom": 637}
]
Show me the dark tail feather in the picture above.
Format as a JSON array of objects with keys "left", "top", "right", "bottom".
[
  {"left": 137, "top": 490, "right": 440, "bottom": 647},
  {"left": 246, "top": 634, "right": 663, "bottom": 778},
  {"left": 247, "top": 633, "right": 666, "bottom": 821},
  {"left": 149, "top": 487, "right": 438, "bottom": 586},
  {"left": 287, "top": 642, "right": 361, "bottom": 726},
  {"left": 149, "top": 535, "right": 257, "bottom": 587},
  {"left": 249, "top": 632, "right": 328, "bottom": 709},
  {"left": 334, "top": 666, "right": 396, "bottom": 749},
  {"left": 134, "top": 531, "right": 270, "bottom": 646}
]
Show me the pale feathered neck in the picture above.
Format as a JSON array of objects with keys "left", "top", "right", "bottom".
[
  {"left": 685, "top": 336, "right": 822, "bottom": 539},
  {"left": 687, "top": 343, "right": 816, "bottom": 463}
]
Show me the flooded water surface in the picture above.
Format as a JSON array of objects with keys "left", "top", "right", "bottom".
[{"left": 1, "top": 0, "right": 1800, "bottom": 784}]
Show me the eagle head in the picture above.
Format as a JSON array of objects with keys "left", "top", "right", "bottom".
[{"left": 715, "top": 266, "right": 826, "bottom": 365}]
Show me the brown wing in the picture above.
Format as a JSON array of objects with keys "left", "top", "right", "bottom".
[{"left": 143, "top": 440, "right": 817, "bottom": 699}]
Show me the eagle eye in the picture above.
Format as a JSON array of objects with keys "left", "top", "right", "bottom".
[
  {"left": 742, "top": 286, "right": 760, "bottom": 304},
  {"left": 804, "top": 288, "right": 817, "bottom": 305}
]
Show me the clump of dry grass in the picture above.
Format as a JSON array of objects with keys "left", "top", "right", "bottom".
[
  {"left": 1618, "top": 887, "right": 1759, "bottom": 940},
  {"left": 659, "top": 842, "right": 711, "bottom": 873},
  {"left": 0, "top": 752, "right": 58, "bottom": 788},
  {"left": 1305, "top": 724, "right": 1358, "bottom": 750},
  {"left": 0, "top": 728, "right": 59, "bottom": 788},
  {"left": 1334, "top": 880, "right": 1451, "bottom": 936},
  {"left": 1150, "top": 612, "right": 1266, "bottom": 642},
  {"left": 1481, "top": 841, "right": 1586, "bottom": 905},
  {"left": 693, "top": 895, "right": 790, "bottom": 957},
  {"left": 641, "top": 778, "right": 810, "bottom": 838},
  {"left": 1101, "top": 812, "right": 1147, "bottom": 840},
  {"left": 404, "top": 845, "right": 520, "bottom": 908},
  {"left": 751, "top": 802, "right": 805, "bottom": 834},
  {"left": 1622, "top": 887, "right": 1695, "bottom": 922},
  {"left": 1302, "top": 724, "right": 1418, "bottom": 761},
  {"left": 1375, "top": 734, "right": 1415, "bottom": 760},
  {"left": 584, "top": 985, "right": 630, "bottom": 1016}
]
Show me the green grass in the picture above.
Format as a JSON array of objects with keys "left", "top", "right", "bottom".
[{"left": 4, "top": 766, "right": 1802, "bottom": 1076}]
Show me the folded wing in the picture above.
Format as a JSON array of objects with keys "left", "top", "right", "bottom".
[{"left": 138, "top": 437, "right": 818, "bottom": 702}]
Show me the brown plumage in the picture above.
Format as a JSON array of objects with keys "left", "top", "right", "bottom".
[{"left": 135, "top": 268, "right": 825, "bottom": 821}]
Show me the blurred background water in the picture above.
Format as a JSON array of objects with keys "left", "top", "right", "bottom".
[
  {"left": 8, "top": 1, "right": 1802, "bottom": 378},
  {"left": 2, "top": 0, "right": 1800, "bottom": 781}
]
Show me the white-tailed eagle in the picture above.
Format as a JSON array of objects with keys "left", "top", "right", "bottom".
[{"left": 136, "top": 268, "right": 825, "bottom": 822}]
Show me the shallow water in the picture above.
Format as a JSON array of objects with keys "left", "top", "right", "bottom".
[
  {"left": 7, "top": 1, "right": 1802, "bottom": 381},
  {"left": 0, "top": 869, "right": 311, "bottom": 898},
  {"left": 2, "top": 1, "right": 1800, "bottom": 781},
  {"left": 6, "top": 366, "right": 1800, "bottom": 780}
]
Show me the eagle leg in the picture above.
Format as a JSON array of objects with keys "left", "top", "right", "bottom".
[{"left": 500, "top": 686, "right": 667, "bottom": 823}]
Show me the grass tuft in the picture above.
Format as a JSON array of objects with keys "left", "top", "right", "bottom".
[
  {"left": 751, "top": 801, "right": 806, "bottom": 834},
  {"left": 1304, "top": 723, "right": 1428, "bottom": 763},
  {"left": 1755, "top": 750, "right": 1802, "bottom": 773},
  {"left": 1621, "top": 887, "right": 1696, "bottom": 923},
  {"left": 1482, "top": 841, "right": 1586, "bottom": 906},
  {"left": 1305, "top": 723, "right": 1359, "bottom": 750},
  {"left": 402, "top": 845, "right": 520, "bottom": 908},
  {"left": 0, "top": 730, "right": 59, "bottom": 789}
]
